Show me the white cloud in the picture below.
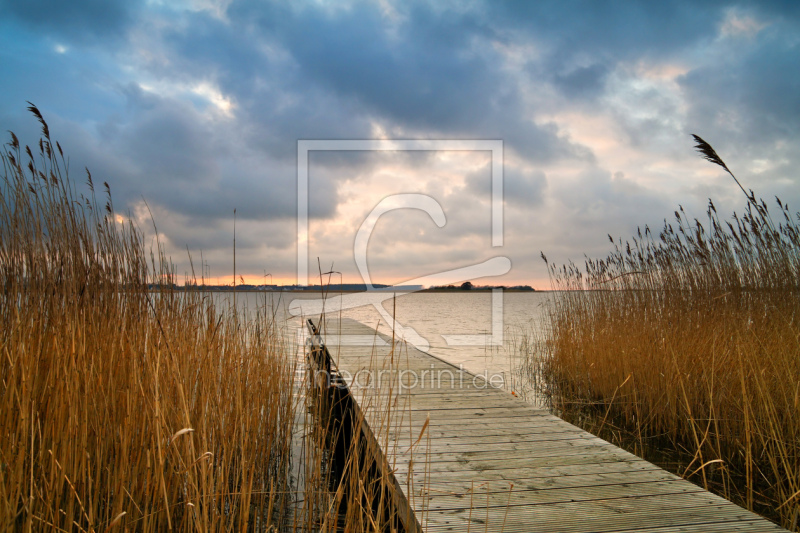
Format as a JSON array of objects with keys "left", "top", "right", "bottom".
[
  {"left": 190, "top": 82, "right": 236, "bottom": 117},
  {"left": 720, "top": 9, "right": 769, "bottom": 39}
]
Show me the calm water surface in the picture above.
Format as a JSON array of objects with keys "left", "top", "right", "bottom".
[
  {"left": 227, "top": 290, "right": 550, "bottom": 396},
  {"left": 217, "top": 290, "right": 551, "bottom": 528}
]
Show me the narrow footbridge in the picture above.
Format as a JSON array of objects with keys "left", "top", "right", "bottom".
[{"left": 306, "top": 318, "right": 785, "bottom": 532}]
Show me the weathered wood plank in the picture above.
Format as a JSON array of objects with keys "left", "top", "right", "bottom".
[{"left": 309, "top": 318, "right": 785, "bottom": 532}]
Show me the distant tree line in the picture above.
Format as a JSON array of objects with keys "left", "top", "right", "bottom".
[{"left": 427, "top": 282, "right": 534, "bottom": 291}]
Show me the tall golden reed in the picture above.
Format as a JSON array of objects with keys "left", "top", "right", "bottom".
[
  {"left": 538, "top": 136, "right": 800, "bottom": 530},
  {"left": 1, "top": 106, "right": 296, "bottom": 531}
]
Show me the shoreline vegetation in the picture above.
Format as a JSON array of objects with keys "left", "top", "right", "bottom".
[
  {"left": 1, "top": 107, "right": 299, "bottom": 530},
  {"left": 1, "top": 106, "right": 420, "bottom": 531},
  {"left": 533, "top": 136, "right": 800, "bottom": 530},
  {"left": 167, "top": 283, "right": 536, "bottom": 292}
]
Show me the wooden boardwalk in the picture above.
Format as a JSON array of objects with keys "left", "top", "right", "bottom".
[{"left": 307, "top": 318, "right": 785, "bottom": 532}]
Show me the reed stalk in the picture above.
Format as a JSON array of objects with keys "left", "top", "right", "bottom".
[
  {"left": 0, "top": 107, "right": 296, "bottom": 531},
  {"left": 536, "top": 136, "right": 800, "bottom": 530}
]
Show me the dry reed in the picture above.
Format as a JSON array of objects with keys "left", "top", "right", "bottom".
[
  {"left": 0, "top": 105, "right": 473, "bottom": 532},
  {"left": 0, "top": 107, "right": 296, "bottom": 531},
  {"left": 537, "top": 136, "right": 800, "bottom": 530}
]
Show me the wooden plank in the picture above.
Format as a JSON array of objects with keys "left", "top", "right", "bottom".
[
  {"left": 399, "top": 467, "right": 679, "bottom": 492},
  {"left": 417, "top": 504, "right": 784, "bottom": 533},
  {"left": 308, "top": 318, "right": 785, "bottom": 532},
  {"left": 421, "top": 487, "right": 723, "bottom": 513}
]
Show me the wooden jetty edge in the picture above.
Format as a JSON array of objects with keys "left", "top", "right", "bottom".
[{"left": 306, "top": 317, "right": 786, "bottom": 532}]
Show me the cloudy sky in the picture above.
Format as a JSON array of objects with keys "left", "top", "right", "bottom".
[{"left": 1, "top": 0, "right": 798, "bottom": 288}]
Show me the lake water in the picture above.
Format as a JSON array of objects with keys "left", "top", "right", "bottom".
[
  {"left": 217, "top": 290, "right": 552, "bottom": 527},
  {"left": 227, "top": 290, "right": 551, "bottom": 400}
]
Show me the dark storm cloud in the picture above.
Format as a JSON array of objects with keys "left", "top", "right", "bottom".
[
  {"left": 270, "top": 2, "right": 578, "bottom": 161},
  {"left": 144, "top": 6, "right": 378, "bottom": 161},
  {"left": 505, "top": 169, "right": 547, "bottom": 207},
  {"left": 124, "top": 102, "right": 217, "bottom": 185},
  {"left": 277, "top": 4, "right": 496, "bottom": 131},
  {"left": 553, "top": 64, "right": 609, "bottom": 100},
  {"left": 150, "top": 1, "right": 583, "bottom": 163},
  {"left": 36, "top": 85, "right": 339, "bottom": 230},
  {"left": 745, "top": 0, "right": 800, "bottom": 20},
  {"left": 676, "top": 11, "right": 800, "bottom": 218},
  {"left": 680, "top": 30, "right": 800, "bottom": 146},
  {"left": 0, "top": 0, "right": 143, "bottom": 44},
  {"left": 499, "top": 1, "right": 724, "bottom": 61},
  {"left": 465, "top": 165, "right": 546, "bottom": 208},
  {"left": 540, "top": 167, "right": 676, "bottom": 266}
]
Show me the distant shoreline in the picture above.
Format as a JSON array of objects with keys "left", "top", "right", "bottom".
[{"left": 153, "top": 286, "right": 538, "bottom": 293}]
